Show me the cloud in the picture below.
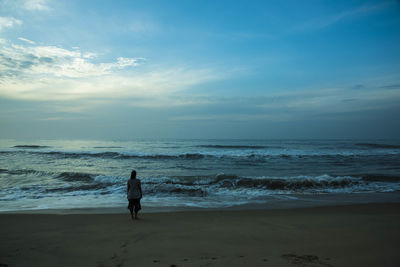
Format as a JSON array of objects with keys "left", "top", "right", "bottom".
[
  {"left": 169, "top": 113, "right": 293, "bottom": 122},
  {"left": 0, "top": 41, "right": 143, "bottom": 79},
  {"left": 114, "top": 57, "right": 142, "bottom": 69},
  {"left": 170, "top": 86, "right": 400, "bottom": 123},
  {"left": 0, "top": 66, "right": 225, "bottom": 103},
  {"left": 264, "top": 86, "right": 400, "bottom": 119},
  {"left": 18, "top": 37, "right": 36, "bottom": 44},
  {"left": 380, "top": 84, "right": 400, "bottom": 90},
  {"left": 352, "top": 84, "right": 365, "bottom": 90},
  {"left": 297, "top": 2, "right": 392, "bottom": 31},
  {"left": 0, "top": 16, "right": 22, "bottom": 32},
  {"left": 128, "top": 19, "right": 160, "bottom": 34},
  {"left": 0, "top": 40, "right": 229, "bottom": 103},
  {"left": 23, "top": 0, "right": 50, "bottom": 11}
]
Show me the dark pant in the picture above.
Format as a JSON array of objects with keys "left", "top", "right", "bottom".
[{"left": 128, "top": 198, "right": 141, "bottom": 213}]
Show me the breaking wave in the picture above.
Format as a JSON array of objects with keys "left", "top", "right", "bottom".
[
  {"left": 92, "top": 146, "right": 123, "bottom": 149},
  {"left": 355, "top": 143, "right": 400, "bottom": 149},
  {"left": 13, "top": 145, "right": 50, "bottom": 149},
  {"left": 2, "top": 139, "right": 400, "bottom": 211},
  {"left": 196, "top": 145, "right": 268, "bottom": 149},
  {"left": 23, "top": 151, "right": 208, "bottom": 160},
  {"left": 2, "top": 149, "right": 399, "bottom": 161},
  {"left": 140, "top": 174, "right": 400, "bottom": 195}
]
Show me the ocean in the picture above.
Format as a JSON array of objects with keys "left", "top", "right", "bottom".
[{"left": 1, "top": 139, "right": 400, "bottom": 212}]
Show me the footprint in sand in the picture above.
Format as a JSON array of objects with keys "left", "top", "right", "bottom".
[
  {"left": 281, "top": 253, "right": 333, "bottom": 267},
  {"left": 121, "top": 241, "right": 128, "bottom": 248},
  {"left": 110, "top": 253, "right": 124, "bottom": 267},
  {"left": 120, "top": 241, "right": 129, "bottom": 254}
]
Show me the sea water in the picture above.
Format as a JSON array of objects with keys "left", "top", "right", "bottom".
[{"left": 1, "top": 139, "right": 400, "bottom": 211}]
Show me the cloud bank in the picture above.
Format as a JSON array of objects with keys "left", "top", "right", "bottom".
[{"left": 0, "top": 40, "right": 227, "bottom": 103}]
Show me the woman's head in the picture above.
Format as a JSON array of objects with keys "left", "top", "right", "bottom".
[{"left": 130, "top": 170, "right": 136, "bottom": 179}]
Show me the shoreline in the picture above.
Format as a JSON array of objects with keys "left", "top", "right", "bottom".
[
  {"left": 1, "top": 202, "right": 399, "bottom": 266},
  {"left": 2, "top": 191, "right": 400, "bottom": 215}
]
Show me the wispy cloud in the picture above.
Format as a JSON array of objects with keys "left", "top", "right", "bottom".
[
  {"left": 127, "top": 19, "right": 160, "bottom": 34},
  {"left": 380, "top": 84, "right": 400, "bottom": 90},
  {"left": 0, "top": 40, "right": 229, "bottom": 103},
  {"left": 23, "top": 0, "right": 50, "bottom": 11},
  {"left": 297, "top": 2, "right": 392, "bottom": 31},
  {"left": 254, "top": 86, "right": 400, "bottom": 113},
  {"left": 166, "top": 84, "right": 400, "bottom": 123},
  {"left": 0, "top": 16, "right": 22, "bottom": 32},
  {"left": 0, "top": 66, "right": 226, "bottom": 102},
  {"left": 169, "top": 113, "right": 294, "bottom": 122},
  {"left": 18, "top": 37, "right": 36, "bottom": 44}
]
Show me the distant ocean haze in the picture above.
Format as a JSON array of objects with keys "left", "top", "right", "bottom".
[{"left": 0, "top": 139, "right": 399, "bottom": 211}]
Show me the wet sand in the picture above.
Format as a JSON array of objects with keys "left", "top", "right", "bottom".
[{"left": 1, "top": 203, "right": 399, "bottom": 267}]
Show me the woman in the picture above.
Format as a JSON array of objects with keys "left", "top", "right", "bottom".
[{"left": 127, "top": 170, "right": 143, "bottom": 220}]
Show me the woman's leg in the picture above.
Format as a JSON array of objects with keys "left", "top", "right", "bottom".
[
  {"left": 134, "top": 199, "right": 141, "bottom": 219},
  {"left": 128, "top": 200, "right": 134, "bottom": 219}
]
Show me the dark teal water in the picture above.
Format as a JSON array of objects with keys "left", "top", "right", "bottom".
[{"left": 1, "top": 139, "right": 400, "bottom": 211}]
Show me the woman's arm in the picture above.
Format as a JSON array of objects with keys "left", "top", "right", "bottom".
[
  {"left": 139, "top": 181, "right": 143, "bottom": 198},
  {"left": 127, "top": 181, "right": 130, "bottom": 194}
]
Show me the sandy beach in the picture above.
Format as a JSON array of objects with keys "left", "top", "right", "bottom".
[{"left": 1, "top": 203, "right": 399, "bottom": 267}]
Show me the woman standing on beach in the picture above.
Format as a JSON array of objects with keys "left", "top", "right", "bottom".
[{"left": 127, "top": 170, "right": 142, "bottom": 220}]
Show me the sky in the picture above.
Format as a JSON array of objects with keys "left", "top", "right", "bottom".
[{"left": 0, "top": 0, "right": 400, "bottom": 140}]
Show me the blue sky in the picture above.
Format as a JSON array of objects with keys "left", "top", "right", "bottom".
[{"left": 0, "top": 0, "right": 399, "bottom": 139}]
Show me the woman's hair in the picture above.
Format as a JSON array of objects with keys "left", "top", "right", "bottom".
[{"left": 130, "top": 170, "right": 136, "bottom": 179}]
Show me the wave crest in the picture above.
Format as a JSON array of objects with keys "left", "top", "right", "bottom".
[
  {"left": 56, "top": 172, "right": 95, "bottom": 182},
  {"left": 197, "top": 145, "right": 267, "bottom": 149},
  {"left": 13, "top": 145, "right": 50, "bottom": 149},
  {"left": 355, "top": 143, "right": 400, "bottom": 149}
]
